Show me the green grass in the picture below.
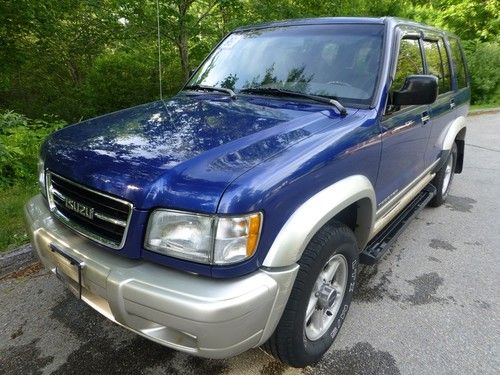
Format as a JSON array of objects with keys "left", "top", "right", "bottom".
[
  {"left": 470, "top": 102, "right": 500, "bottom": 111},
  {"left": 0, "top": 182, "right": 38, "bottom": 252}
]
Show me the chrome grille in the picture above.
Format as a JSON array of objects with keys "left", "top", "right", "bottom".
[{"left": 46, "top": 172, "right": 133, "bottom": 249}]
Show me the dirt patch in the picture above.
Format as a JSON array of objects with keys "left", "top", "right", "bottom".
[
  {"left": 313, "top": 342, "right": 400, "bottom": 374},
  {"left": 354, "top": 266, "right": 400, "bottom": 303},
  {"left": 473, "top": 300, "right": 492, "bottom": 310},
  {"left": 50, "top": 292, "right": 110, "bottom": 340},
  {"left": 260, "top": 359, "right": 288, "bottom": 375},
  {"left": 405, "top": 272, "right": 446, "bottom": 305},
  {"left": 0, "top": 339, "right": 54, "bottom": 375},
  {"left": 0, "top": 261, "right": 44, "bottom": 281},
  {"left": 186, "top": 356, "right": 229, "bottom": 375},
  {"left": 445, "top": 195, "right": 476, "bottom": 213},
  {"left": 464, "top": 241, "right": 482, "bottom": 246},
  {"left": 52, "top": 336, "right": 178, "bottom": 375},
  {"left": 10, "top": 320, "right": 27, "bottom": 340},
  {"left": 429, "top": 239, "right": 457, "bottom": 251}
]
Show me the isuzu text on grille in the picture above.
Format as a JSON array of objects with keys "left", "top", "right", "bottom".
[{"left": 64, "top": 198, "right": 95, "bottom": 220}]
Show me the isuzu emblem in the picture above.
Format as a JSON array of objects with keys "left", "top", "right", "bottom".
[{"left": 64, "top": 198, "right": 95, "bottom": 220}]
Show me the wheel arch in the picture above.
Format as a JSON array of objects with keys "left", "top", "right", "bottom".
[
  {"left": 262, "top": 175, "right": 376, "bottom": 268},
  {"left": 443, "top": 115, "right": 466, "bottom": 151}
]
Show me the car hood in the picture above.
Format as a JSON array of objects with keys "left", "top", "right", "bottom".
[{"left": 43, "top": 94, "right": 350, "bottom": 212}]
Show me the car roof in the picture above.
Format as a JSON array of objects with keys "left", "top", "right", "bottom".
[
  {"left": 234, "top": 17, "right": 385, "bottom": 31},
  {"left": 233, "top": 17, "right": 458, "bottom": 38}
]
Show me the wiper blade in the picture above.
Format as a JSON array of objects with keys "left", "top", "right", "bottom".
[
  {"left": 240, "top": 87, "right": 347, "bottom": 116},
  {"left": 184, "top": 84, "right": 236, "bottom": 99}
]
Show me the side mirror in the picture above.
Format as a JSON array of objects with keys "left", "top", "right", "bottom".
[{"left": 392, "top": 75, "right": 438, "bottom": 106}]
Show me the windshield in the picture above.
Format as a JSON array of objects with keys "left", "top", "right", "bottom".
[{"left": 188, "top": 24, "right": 384, "bottom": 106}]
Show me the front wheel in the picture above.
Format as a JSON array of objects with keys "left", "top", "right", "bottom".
[
  {"left": 262, "top": 222, "right": 358, "bottom": 367},
  {"left": 430, "top": 142, "right": 457, "bottom": 207}
]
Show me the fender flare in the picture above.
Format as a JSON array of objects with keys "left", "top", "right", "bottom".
[
  {"left": 442, "top": 115, "right": 466, "bottom": 151},
  {"left": 262, "top": 175, "right": 376, "bottom": 268}
]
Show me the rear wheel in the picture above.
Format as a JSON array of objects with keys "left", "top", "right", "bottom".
[
  {"left": 262, "top": 222, "right": 358, "bottom": 367},
  {"left": 430, "top": 142, "right": 457, "bottom": 207}
]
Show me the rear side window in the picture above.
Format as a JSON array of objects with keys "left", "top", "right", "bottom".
[
  {"left": 392, "top": 38, "right": 424, "bottom": 92},
  {"left": 423, "top": 39, "right": 452, "bottom": 94},
  {"left": 438, "top": 38, "right": 452, "bottom": 92},
  {"left": 449, "top": 38, "right": 468, "bottom": 89}
]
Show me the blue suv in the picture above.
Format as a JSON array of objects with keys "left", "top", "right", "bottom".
[{"left": 25, "top": 17, "right": 470, "bottom": 367}]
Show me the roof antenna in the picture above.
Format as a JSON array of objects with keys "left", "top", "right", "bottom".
[{"left": 155, "top": 0, "right": 163, "bottom": 101}]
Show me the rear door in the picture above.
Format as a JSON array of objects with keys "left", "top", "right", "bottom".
[
  {"left": 422, "top": 34, "right": 455, "bottom": 167},
  {"left": 448, "top": 37, "right": 471, "bottom": 112},
  {"left": 376, "top": 32, "right": 431, "bottom": 208}
]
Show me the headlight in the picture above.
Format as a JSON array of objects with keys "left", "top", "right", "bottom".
[
  {"left": 145, "top": 210, "right": 262, "bottom": 265},
  {"left": 37, "top": 159, "right": 46, "bottom": 196},
  {"left": 145, "top": 211, "right": 215, "bottom": 263}
]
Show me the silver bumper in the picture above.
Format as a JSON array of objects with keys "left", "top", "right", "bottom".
[{"left": 24, "top": 194, "right": 298, "bottom": 358}]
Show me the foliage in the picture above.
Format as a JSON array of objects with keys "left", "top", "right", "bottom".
[
  {"left": 0, "top": 111, "right": 65, "bottom": 186},
  {"left": 406, "top": 0, "right": 500, "bottom": 42},
  {"left": 84, "top": 51, "right": 159, "bottom": 116},
  {"left": 405, "top": 1, "right": 499, "bottom": 104},
  {"left": 0, "top": 183, "right": 39, "bottom": 252},
  {"left": 1, "top": 0, "right": 498, "bottom": 126},
  {"left": 463, "top": 40, "right": 500, "bottom": 104}
]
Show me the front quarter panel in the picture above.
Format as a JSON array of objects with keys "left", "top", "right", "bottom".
[{"left": 216, "top": 109, "right": 381, "bottom": 274}]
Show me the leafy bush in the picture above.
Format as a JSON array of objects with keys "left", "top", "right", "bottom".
[
  {"left": 0, "top": 111, "right": 65, "bottom": 186},
  {"left": 84, "top": 51, "right": 159, "bottom": 117},
  {"left": 463, "top": 41, "right": 500, "bottom": 104}
]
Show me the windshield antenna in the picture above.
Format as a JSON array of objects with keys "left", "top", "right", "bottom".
[{"left": 155, "top": 0, "right": 163, "bottom": 101}]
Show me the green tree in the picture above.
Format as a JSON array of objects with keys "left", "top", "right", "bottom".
[{"left": 1, "top": 0, "right": 499, "bottom": 125}]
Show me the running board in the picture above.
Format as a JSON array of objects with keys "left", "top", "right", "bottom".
[{"left": 360, "top": 184, "right": 437, "bottom": 265}]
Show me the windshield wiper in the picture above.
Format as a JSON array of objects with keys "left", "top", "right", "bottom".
[
  {"left": 184, "top": 84, "right": 236, "bottom": 99},
  {"left": 240, "top": 87, "right": 347, "bottom": 116}
]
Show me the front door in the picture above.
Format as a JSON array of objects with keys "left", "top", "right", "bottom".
[{"left": 376, "top": 35, "right": 431, "bottom": 209}]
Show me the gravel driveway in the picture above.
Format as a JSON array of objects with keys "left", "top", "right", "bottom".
[{"left": 1, "top": 112, "right": 499, "bottom": 375}]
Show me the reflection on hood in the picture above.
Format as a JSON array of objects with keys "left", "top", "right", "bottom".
[{"left": 43, "top": 94, "right": 340, "bottom": 211}]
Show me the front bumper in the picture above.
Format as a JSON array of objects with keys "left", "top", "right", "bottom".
[{"left": 25, "top": 194, "right": 298, "bottom": 358}]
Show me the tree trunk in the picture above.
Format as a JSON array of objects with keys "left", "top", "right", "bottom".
[
  {"left": 177, "top": 0, "right": 191, "bottom": 81},
  {"left": 178, "top": 33, "right": 190, "bottom": 81}
]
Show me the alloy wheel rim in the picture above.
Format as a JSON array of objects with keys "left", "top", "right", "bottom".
[
  {"left": 442, "top": 155, "right": 454, "bottom": 196},
  {"left": 304, "top": 254, "right": 348, "bottom": 341}
]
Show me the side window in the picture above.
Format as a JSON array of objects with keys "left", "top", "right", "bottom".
[
  {"left": 388, "top": 38, "right": 424, "bottom": 112},
  {"left": 438, "top": 38, "right": 452, "bottom": 92},
  {"left": 423, "top": 39, "right": 451, "bottom": 94},
  {"left": 423, "top": 40, "right": 444, "bottom": 93},
  {"left": 449, "top": 38, "right": 468, "bottom": 89},
  {"left": 392, "top": 38, "right": 424, "bottom": 93}
]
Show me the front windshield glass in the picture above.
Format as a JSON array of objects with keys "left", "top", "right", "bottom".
[{"left": 188, "top": 24, "right": 384, "bottom": 106}]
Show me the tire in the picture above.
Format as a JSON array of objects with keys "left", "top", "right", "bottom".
[
  {"left": 429, "top": 142, "right": 457, "bottom": 207},
  {"left": 262, "top": 222, "right": 358, "bottom": 367}
]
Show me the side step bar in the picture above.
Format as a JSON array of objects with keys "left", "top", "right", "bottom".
[{"left": 360, "top": 184, "right": 437, "bottom": 265}]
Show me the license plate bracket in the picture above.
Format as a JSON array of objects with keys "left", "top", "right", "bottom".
[{"left": 49, "top": 243, "right": 84, "bottom": 299}]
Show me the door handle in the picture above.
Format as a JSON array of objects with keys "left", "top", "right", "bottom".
[
  {"left": 450, "top": 99, "right": 456, "bottom": 109},
  {"left": 421, "top": 112, "right": 430, "bottom": 124}
]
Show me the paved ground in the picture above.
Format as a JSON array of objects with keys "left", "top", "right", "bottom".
[{"left": 1, "top": 112, "right": 499, "bottom": 375}]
